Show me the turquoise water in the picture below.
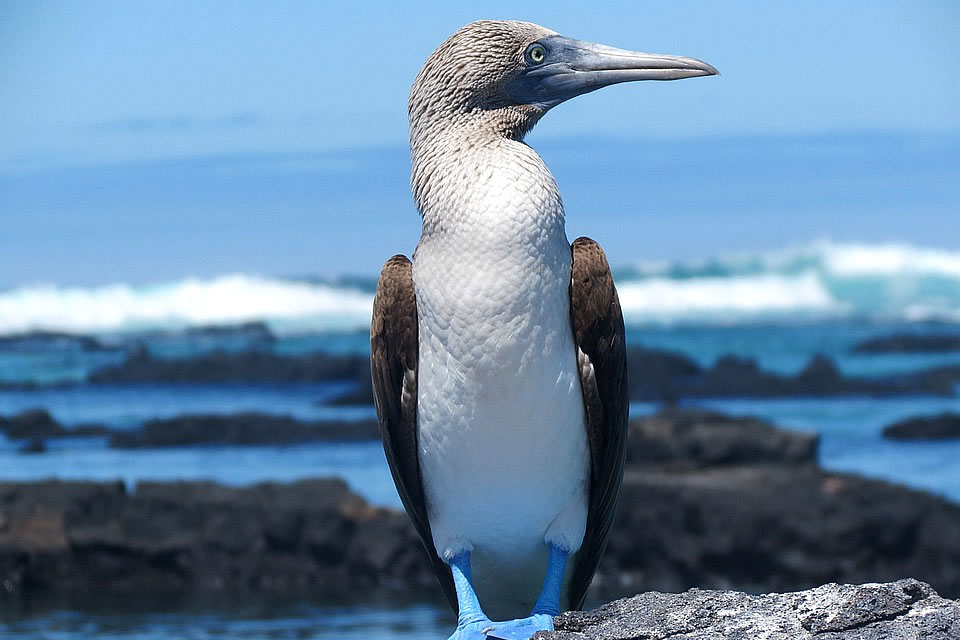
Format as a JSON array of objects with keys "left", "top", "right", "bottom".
[
  {"left": 1, "top": 321, "right": 959, "bottom": 504},
  {"left": 0, "top": 382, "right": 372, "bottom": 427},
  {"left": 6, "top": 321, "right": 960, "bottom": 384}
]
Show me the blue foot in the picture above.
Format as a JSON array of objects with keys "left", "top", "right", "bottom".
[
  {"left": 481, "top": 613, "right": 554, "bottom": 640},
  {"left": 444, "top": 545, "right": 563, "bottom": 640},
  {"left": 446, "top": 617, "right": 491, "bottom": 640},
  {"left": 446, "top": 613, "right": 554, "bottom": 640}
]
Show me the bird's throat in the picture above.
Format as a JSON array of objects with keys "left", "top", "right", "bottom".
[{"left": 411, "top": 127, "right": 561, "bottom": 243}]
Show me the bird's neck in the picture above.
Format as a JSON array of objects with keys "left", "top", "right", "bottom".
[{"left": 410, "top": 113, "right": 563, "bottom": 245}]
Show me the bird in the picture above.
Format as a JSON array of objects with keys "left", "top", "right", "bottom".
[{"left": 371, "top": 20, "right": 716, "bottom": 640}]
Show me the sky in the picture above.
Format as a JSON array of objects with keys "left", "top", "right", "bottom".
[{"left": 1, "top": 1, "right": 959, "bottom": 286}]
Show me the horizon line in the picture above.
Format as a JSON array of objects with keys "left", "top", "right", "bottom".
[{"left": 3, "top": 126, "right": 959, "bottom": 177}]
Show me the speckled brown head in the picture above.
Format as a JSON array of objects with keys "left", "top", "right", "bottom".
[{"left": 409, "top": 20, "right": 718, "bottom": 143}]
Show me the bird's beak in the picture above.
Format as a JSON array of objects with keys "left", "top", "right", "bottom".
[{"left": 506, "top": 35, "right": 718, "bottom": 110}]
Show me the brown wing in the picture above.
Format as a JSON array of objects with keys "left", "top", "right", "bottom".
[
  {"left": 567, "top": 237, "right": 629, "bottom": 610},
  {"left": 370, "top": 254, "right": 456, "bottom": 610}
]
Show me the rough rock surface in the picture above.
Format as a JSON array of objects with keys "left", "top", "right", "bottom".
[
  {"left": 536, "top": 580, "right": 959, "bottom": 639},
  {"left": 882, "top": 412, "right": 960, "bottom": 440},
  {"left": 0, "top": 478, "right": 434, "bottom": 599},
  {"left": 600, "top": 464, "right": 960, "bottom": 601},
  {"left": 109, "top": 412, "right": 379, "bottom": 447},
  {"left": 627, "top": 409, "right": 818, "bottom": 468}
]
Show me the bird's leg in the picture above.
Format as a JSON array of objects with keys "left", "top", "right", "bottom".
[
  {"left": 447, "top": 551, "right": 492, "bottom": 639},
  {"left": 482, "top": 543, "right": 568, "bottom": 640},
  {"left": 531, "top": 543, "right": 568, "bottom": 617}
]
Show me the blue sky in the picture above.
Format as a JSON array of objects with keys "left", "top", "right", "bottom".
[{"left": 1, "top": 1, "right": 959, "bottom": 286}]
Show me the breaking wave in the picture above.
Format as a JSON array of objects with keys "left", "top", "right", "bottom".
[
  {"left": 0, "top": 274, "right": 374, "bottom": 335},
  {"left": 616, "top": 241, "right": 960, "bottom": 324},
  {"left": 1, "top": 242, "right": 959, "bottom": 335},
  {"left": 616, "top": 271, "right": 840, "bottom": 323}
]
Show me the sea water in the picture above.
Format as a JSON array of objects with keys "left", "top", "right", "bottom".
[{"left": 0, "top": 602, "right": 452, "bottom": 639}]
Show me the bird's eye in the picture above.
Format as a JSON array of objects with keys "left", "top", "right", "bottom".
[{"left": 525, "top": 43, "right": 547, "bottom": 65}]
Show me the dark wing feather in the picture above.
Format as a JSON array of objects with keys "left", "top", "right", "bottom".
[
  {"left": 567, "top": 237, "right": 629, "bottom": 610},
  {"left": 370, "top": 255, "right": 456, "bottom": 610}
]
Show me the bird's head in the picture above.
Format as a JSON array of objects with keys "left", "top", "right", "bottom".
[{"left": 409, "top": 20, "right": 717, "bottom": 141}]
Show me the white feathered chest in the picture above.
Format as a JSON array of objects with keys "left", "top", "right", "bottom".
[{"left": 411, "top": 138, "right": 589, "bottom": 617}]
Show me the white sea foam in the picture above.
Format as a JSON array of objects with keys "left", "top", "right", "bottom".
[
  {"left": 0, "top": 274, "right": 374, "bottom": 335},
  {"left": 617, "top": 271, "right": 841, "bottom": 322},
  {"left": 633, "top": 240, "right": 960, "bottom": 280},
  {"left": 1, "top": 242, "right": 959, "bottom": 335},
  {"left": 818, "top": 242, "right": 960, "bottom": 278},
  {"left": 620, "top": 241, "right": 960, "bottom": 324}
]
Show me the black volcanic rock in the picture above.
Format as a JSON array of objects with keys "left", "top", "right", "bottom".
[
  {"left": 0, "top": 478, "right": 435, "bottom": 600},
  {"left": 625, "top": 347, "right": 702, "bottom": 403},
  {"left": 109, "top": 412, "right": 379, "bottom": 448},
  {"left": 0, "top": 409, "right": 63, "bottom": 439},
  {"left": 854, "top": 332, "right": 960, "bottom": 353},
  {"left": 626, "top": 349, "right": 956, "bottom": 402},
  {"left": 0, "top": 409, "right": 110, "bottom": 440},
  {"left": 2, "top": 409, "right": 960, "bottom": 603},
  {"left": 627, "top": 409, "right": 818, "bottom": 469},
  {"left": 540, "top": 580, "right": 960, "bottom": 640},
  {"left": 794, "top": 354, "right": 844, "bottom": 391},
  {"left": 89, "top": 347, "right": 369, "bottom": 384},
  {"left": 882, "top": 412, "right": 960, "bottom": 440},
  {"left": 921, "top": 364, "right": 960, "bottom": 388},
  {"left": 598, "top": 464, "right": 960, "bottom": 600},
  {"left": 681, "top": 353, "right": 953, "bottom": 399}
]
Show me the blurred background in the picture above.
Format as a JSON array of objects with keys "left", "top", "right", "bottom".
[{"left": 1, "top": 1, "right": 959, "bottom": 638}]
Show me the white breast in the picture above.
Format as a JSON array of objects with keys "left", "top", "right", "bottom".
[{"left": 412, "top": 139, "right": 589, "bottom": 618}]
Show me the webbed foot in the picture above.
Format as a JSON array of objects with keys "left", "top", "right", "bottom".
[
  {"left": 481, "top": 613, "right": 554, "bottom": 640},
  {"left": 444, "top": 546, "right": 562, "bottom": 640},
  {"left": 446, "top": 616, "right": 492, "bottom": 640}
]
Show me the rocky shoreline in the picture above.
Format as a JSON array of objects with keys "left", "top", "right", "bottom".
[
  {"left": 882, "top": 412, "right": 960, "bottom": 440},
  {"left": 5, "top": 402, "right": 959, "bottom": 455},
  {"left": 5, "top": 324, "right": 960, "bottom": 402},
  {"left": 2, "top": 409, "right": 959, "bottom": 606},
  {"left": 538, "top": 580, "right": 960, "bottom": 639},
  {"left": 0, "top": 408, "right": 380, "bottom": 451},
  {"left": 88, "top": 347, "right": 369, "bottom": 385},
  {"left": 852, "top": 332, "right": 960, "bottom": 353},
  {"left": 109, "top": 413, "right": 380, "bottom": 447},
  {"left": 53, "top": 345, "right": 958, "bottom": 405}
]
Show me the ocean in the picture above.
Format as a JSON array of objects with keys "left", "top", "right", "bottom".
[{"left": 2, "top": 240, "right": 960, "bottom": 638}]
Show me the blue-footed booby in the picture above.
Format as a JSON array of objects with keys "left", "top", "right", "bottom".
[{"left": 372, "top": 20, "right": 716, "bottom": 640}]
